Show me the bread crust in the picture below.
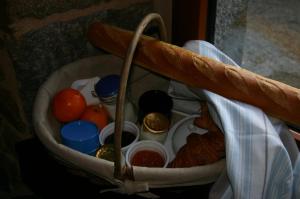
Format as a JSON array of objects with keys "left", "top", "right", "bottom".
[{"left": 87, "top": 22, "right": 300, "bottom": 126}]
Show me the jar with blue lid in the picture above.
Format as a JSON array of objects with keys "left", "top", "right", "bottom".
[{"left": 94, "top": 74, "right": 136, "bottom": 122}]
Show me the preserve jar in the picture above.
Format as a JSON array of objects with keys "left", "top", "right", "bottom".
[
  {"left": 140, "top": 112, "right": 170, "bottom": 144},
  {"left": 94, "top": 74, "right": 136, "bottom": 122}
]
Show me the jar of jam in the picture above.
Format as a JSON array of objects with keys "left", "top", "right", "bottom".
[
  {"left": 140, "top": 112, "right": 170, "bottom": 144},
  {"left": 94, "top": 74, "right": 136, "bottom": 122},
  {"left": 131, "top": 150, "right": 165, "bottom": 167}
]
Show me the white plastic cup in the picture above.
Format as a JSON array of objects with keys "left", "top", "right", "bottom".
[
  {"left": 99, "top": 121, "right": 139, "bottom": 153},
  {"left": 125, "top": 140, "right": 169, "bottom": 168}
]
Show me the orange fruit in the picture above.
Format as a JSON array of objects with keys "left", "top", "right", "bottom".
[
  {"left": 80, "top": 104, "right": 110, "bottom": 130},
  {"left": 52, "top": 88, "right": 86, "bottom": 122}
]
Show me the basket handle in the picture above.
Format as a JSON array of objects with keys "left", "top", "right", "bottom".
[{"left": 114, "top": 13, "right": 168, "bottom": 180}]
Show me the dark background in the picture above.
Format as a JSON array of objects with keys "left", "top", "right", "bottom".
[{"left": 15, "top": 137, "right": 213, "bottom": 199}]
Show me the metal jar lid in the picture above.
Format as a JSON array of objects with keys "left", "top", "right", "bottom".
[
  {"left": 96, "top": 144, "right": 115, "bottom": 161},
  {"left": 94, "top": 74, "right": 120, "bottom": 99},
  {"left": 143, "top": 112, "right": 170, "bottom": 134}
]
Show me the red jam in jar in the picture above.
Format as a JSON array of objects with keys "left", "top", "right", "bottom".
[{"left": 131, "top": 150, "right": 165, "bottom": 167}]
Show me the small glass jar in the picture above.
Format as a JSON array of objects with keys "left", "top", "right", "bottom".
[
  {"left": 94, "top": 74, "right": 136, "bottom": 122},
  {"left": 140, "top": 112, "right": 170, "bottom": 144}
]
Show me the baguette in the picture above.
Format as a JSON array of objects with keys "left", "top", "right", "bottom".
[{"left": 87, "top": 22, "right": 300, "bottom": 126}]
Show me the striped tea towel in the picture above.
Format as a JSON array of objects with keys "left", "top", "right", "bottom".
[{"left": 168, "top": 40, "right": 300, "bottom": 199}]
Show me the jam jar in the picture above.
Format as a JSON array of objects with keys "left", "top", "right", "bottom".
[
  {"left": 94, "top": 74, "right": 136, "bottom": 122},
  {"left": 140, "top": 112, "right": 170, "bottom": 144}
]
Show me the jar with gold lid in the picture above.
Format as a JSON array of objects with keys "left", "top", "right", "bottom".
[
  {"left": 96, "top": 144, "right": 115, "bottom": 161},
  {"left": 140, "top": 112, "right": 170, "bottom": 144},
  {"left": 96, "top": 144, "right": 125, "bottom": 165}
]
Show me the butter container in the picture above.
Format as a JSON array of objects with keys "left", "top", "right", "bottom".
[{"left": 140, "top": 112, "right": 170, "bottom": 143}]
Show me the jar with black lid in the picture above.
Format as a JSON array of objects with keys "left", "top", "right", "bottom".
[{"left": 138, "top": 90, "right": 173, "bottom": 124}]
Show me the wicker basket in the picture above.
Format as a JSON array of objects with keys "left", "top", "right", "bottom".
[{"left": 33, "top": 13, "right": 225, "bottom": 195}]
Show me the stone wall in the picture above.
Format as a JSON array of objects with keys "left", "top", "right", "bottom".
[
  {"left": 8, "top": 0, "right": 110, "bottom": 20},
  {"left": 214, "top": 0, "right": 249, "bottom": 65},
  {"left": 2, "top": 0, "right": 155, "bottom": 126},
  {"left": 2, "top": 0, "right": 248, "bottom": 127}
]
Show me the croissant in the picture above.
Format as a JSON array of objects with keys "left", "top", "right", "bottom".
[{"left": 169, "top": 103, "right": 225, "bottom": 168}]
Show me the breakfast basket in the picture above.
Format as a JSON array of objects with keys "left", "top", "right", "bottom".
[
  {"left": 33, "top": 13, "right": 226, "bottom": 195},
  {"left": 33, "top": 13, "right": 300, "bottom": 197}
]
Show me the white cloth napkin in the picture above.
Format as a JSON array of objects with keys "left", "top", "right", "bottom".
[{"left": 168, "top": 40, "right": 300, "bottom": 199}]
